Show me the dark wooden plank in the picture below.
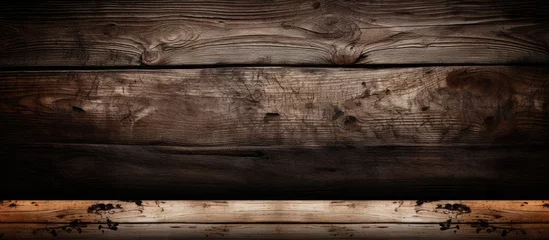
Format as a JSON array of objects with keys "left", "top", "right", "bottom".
[
  {"left": 2, "top": 200, "right": 549, "bottom": 223},
  {"left": 1, "top": 223, "right": 548, "bottom": 239},
  {"left": 0, "top": 0, "right": 548, "bottom": 66},
  {"left": 2, "top": 143, "right": 549, "bottom": 199},
  {"left": 1, "top": 67, "right": 548, "bottom": 146}
]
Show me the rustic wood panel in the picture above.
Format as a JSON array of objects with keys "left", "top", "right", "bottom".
[
  {"left": 1, "top": 223, "right": 548, "bottom": 239},
  {"left": 1, "top": 67, "right": 548, "bottom": 147},
  {"left": 0, "top": 0, "right": 548, "bottom": 66},
  {"left": 1, "top": 200, "right": 548, "bottom": 223},
  {"left": 2, "top": 144, "right": 549, "bottom": 199}
]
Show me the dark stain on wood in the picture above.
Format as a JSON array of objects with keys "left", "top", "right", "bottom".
[
  {"left": 106, "top": 219, "right": 119, "bottom": 231},
  {"left": 87, "top": 203, "right": 122, "bottom": 214},
  {"left": 328, "top": 226, "right": 354, "bottom": 238},
  {"left": 72, "top": 106, "right": 85, "bottom": 113},
  {"left": 204, "top": 226, "right": 229, "bottom": 237},
  {"left": 98, "top": 219, "right": 119, "bottom": 232},
  {"left": 264, "top": 113, "right": 280, "bottom": 123},
  {"left": 472, "top": 220, "right": 526, "bottom": 237},
  {"left": 446, "top": 69, "right": 510, "bottom": 97},
  {"left": 439, "top": 219, "right": 460, "bottom": 232},
  {"left": 436, "top": 203, "right": 472, "bottom": 213},
  {"left": 443, "top": 68, "right": 541, "bottom": 143},
  {"left": 32, "top": 220, "right": 87, "bottom": 237},
  {"left": 332, "top": 107, "right": 344, "bottom": 120}
]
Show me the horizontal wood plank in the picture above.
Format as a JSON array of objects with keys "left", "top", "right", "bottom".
[
  {"left": 1, "top": 223, "right": 548, "bottom": 239},
  {"left": 2, "top": 144, "right": 549, "bottom": 199},
  {"left": 1, "top": 67, "right": 548, "bottom": 147},
  {"left": 0, "top": 0, "right": 548, "bottom": 66},
  {"left": 1, "top": 200, "right": 548, "bottom": 223}
]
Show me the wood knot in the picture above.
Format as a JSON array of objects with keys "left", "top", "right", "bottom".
[
  {"left": 101, "top": 23, "right": 120, "bottom": 36},
  {"left": 140, "top": 24, "right": 195, "bottom": 64},
  {"left": 72, "top": 106, "right": 85, "bottom": 113},
  {"left": 446, "top": 69, "right": 511, "bottom": 97},
  {"left": 141, "top": 47, "right": 161, "bottom": 65},
  {"left": 343, "top": 115, "right": 360, "bottom": 131},
  {"left": 148, "top": 24, "right": 195, "bottom": 45},
  {"left": 315, "top": 15, "right": 360, "bottom": 40},
  {"left": 330, "top": 46, "right": 367, "bottom": 64},
  {"left": 264, "top": 113, "right": 280, "bottom": 123}
]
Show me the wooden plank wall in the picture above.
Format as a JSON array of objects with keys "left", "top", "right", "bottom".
[
  {"left": 1, "top": 0, "right": 548, "bottom": 66},
  {"left": 1, "top": 0, "right": 549, "bottom": 238}
]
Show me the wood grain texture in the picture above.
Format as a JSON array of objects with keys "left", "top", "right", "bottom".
[
  {"left": 1, "top": 200, "right": 548, "bottom": 223},
  {"left": 1, "top": 66, "right": 548, "bottom": 147},
  {"left": 1, "top": 223, "right": 548, "bottom": 239},
  {"left": 0, "top": 0, "right": 548, "bottom": 66},
  {"left": 2, "top": 144, "right": 549, "bottom": 199}
]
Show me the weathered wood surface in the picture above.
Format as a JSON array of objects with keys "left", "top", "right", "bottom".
[
  {"left": 1, "top": 1, "right": 548, "bottom": 239},
  {"left": 0, "top": 0, "right": 548, "bottom": 66},
  {"left": 1, "top": 200, "right": 548, "bottom": 223},
  {"left": 1, "top": 67, "right": 548, "bottom": 147},
  {"left": 2, "top": 144, "right": 549, "bottom": 199},
  {"left": 1, "top": 223, "right": 548, "bottom": 239},
  {"left": 1, "top": 200, "right": 548, "bottom": 239}
]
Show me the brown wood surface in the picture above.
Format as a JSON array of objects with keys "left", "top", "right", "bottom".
[
  {"left": 2, "top": 143, "right": 549, "bottom": 199},
  {"left": 1, "top": 66, "right": 548, "bottom": 147},
  {"left": 2, "top": 1, "right": 549, "bottom": 239},
  {"left": 0, "top": 0, "right": 548, "bottom": 66},
  {"left": 1, "top": 200, "right": 548, "bottom": 223},
  {"left": 1, "top": 200, "right": 548, "bottom": 239},
  {"left": 1, "top": 223, "right": 548, "bottom": 239},
  {"left": 3, "top": 223, "right": 549, "bottom": 239}
]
